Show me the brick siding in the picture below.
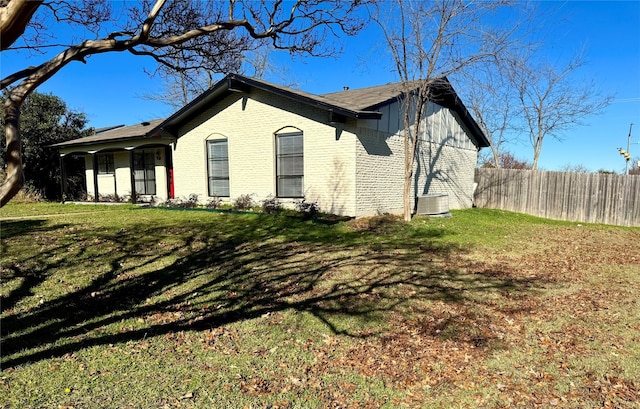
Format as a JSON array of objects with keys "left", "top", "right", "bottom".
[{"left": 173, "top": 90, "right": 358, "bottom": 214}]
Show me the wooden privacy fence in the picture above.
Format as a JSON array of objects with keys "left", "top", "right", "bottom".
[{"left": 474, "top": 168, "right": 640, "bottom": 227}]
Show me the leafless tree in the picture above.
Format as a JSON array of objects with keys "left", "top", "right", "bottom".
[
  {"left": 558, "top": 163, "right": 591, "bottom": 174},
  {"left": 462, "top": 60, "right": 525, "bottom": 169},
  {"left": 141, "top": 46, "right": 291, "bottom": 110},
  {"left": 509, "top": 49, "right": 613, "bottom": 170},
  {"left": 371, "top": 0, "right": 520, "bottom": 221},
  {"left": 0, "top": 0, "right": 367, "bottom": 206},
  {"left": 140, "top": 53, "right": 218, "bottom": 110}
]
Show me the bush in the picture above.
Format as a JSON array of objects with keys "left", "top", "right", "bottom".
[
  {"left": 97, "top": 194, "right": 124, "bottom": 203},
  {"left": 261, "top": 196, "right": 282, "bottom": 214},
  {"left": 11, "top": 183, "right": 43, "bottom": 204},
  {"left": 186, "top": 194, "right": 199, "bottom": 207},
  {"left": 233, "top": 194, "right": 254, "bottom": 211},
  {"left": 295, "top": 199, "right": 320, "bottom": 220},
  {"left": 206, "top": 196, "right": 223, "bottom": 209},
  {"left": 162, "top": 198, "right": 180, "bottom": 207},
  {"left": 163, "top": 194, "right": 199, "bottom": 208}
]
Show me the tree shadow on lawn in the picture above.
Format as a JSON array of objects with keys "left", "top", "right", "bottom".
[
  {"left": 1, "top": 219, "right": 75, "bottom": 314},
  {"left": 1, "top": 212, "right": 548, "bottom": 368}
]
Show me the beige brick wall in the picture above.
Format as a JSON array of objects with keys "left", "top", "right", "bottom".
[
  {"left": 173, "top": 90, "right": 357, "bottom": 215},
  {"left": 355, "top": 127, "right": 405, "bottom": 216}
]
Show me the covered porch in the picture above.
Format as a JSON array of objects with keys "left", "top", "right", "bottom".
[{"left": 53, "top": 120, "right": 176, "bottom": 204}]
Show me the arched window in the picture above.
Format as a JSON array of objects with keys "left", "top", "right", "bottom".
[
  {"left": 276, "top": 131, "right": 303, "bottom": 198},
  {"left": 206, "top": 137, "right": 229, "bottom": 197}
]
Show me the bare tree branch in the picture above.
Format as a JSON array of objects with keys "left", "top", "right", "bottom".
[
  {"left": 461, "top": 60, "right": 525, "bottom": 169},
  {"left": 372, "top": 0, "right": 519, "bottom": 221},
  {"left": 509, "top": 49, "right": 613, "bottom": 170},
  {"left": 0, "top": 0, "right": 368, "bottom": 206}
]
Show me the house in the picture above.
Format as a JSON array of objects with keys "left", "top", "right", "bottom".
[{"left": 54, "top": 73, "right": 489, "bottom": 217}]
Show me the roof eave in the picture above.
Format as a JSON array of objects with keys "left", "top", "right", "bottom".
[
  {"left": 427, "top": 79, "right": 490, "bottom": 148},
  {"left": 445, "top": 95, "right": 490, "bottom": 148},
  {"left": 233, "top": 74, "right": 381, "bottom": 120},
  {"left": 155, "top": 74, "right": 382, "bottom": 136},
  {"left": 50, "top": 131, "right": 167, "bottom": 149}
]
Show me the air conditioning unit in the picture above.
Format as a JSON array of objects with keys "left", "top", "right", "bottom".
[{"left": 416, "top": 194, "right": 450, "bottom": 216}]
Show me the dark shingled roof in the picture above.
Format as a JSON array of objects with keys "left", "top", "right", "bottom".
[
  {"left": 241, "top": 76, "right": 380, "bottom": 116},
  {"left": 51, "top": 119, "right": 166, "bottom": 148},
  {"left": 155, "top": 73, "right": 384, "bottom": 136},
  {"left": 95, "top": 124, "right": 126, "bottom": 134},
  {"left": 54, "top": 74, "right": 489, "bottom": 149},
  {"left": 322, "top": 82, "right": 410, "bottom": 111},
  {"left": 323, "top": 78, "right": 489, "bottom": 147}
]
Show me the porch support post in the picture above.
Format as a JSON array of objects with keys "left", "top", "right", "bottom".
[
  {"left": 164, "top": 145, "right": 173, "bottom": 199},
  {"left": 91, "top": 152, "right": 99, "bottom": 202},
  {"left": 59, "top": 154, "right": 68, "bottom": 201},
  {"left": 128, "top": 148, "right": 137, "bottom": 204}
]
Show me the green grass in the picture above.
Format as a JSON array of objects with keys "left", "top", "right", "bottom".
[
  {"left": 0, "top": 201, "right": 138, "bottom": 218},
  {"left": 1, "top": 203, "right": 639, "bottom": 408}
]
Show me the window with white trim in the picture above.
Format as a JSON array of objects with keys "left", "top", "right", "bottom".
[
  {"left": 276, "top": 132, "right": 303, "bottom": 198},
  {"left": 207, "top": 139, "right": 230, "bottom": 197}
]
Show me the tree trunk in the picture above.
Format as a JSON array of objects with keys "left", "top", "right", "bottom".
[
  {"left": 531, "top": 152, "right": 540, "bottom": 170},
  {"left": 492, "top": 146, "right": 501, "bottom": 168},
  {"left": 531, "top": 129, "right": 543, "bottom": 171},
  {"left": 1, "top": 97, "right": 25, "bottom": 206},
  {"left": 0, "top": 0, "right": 42, "bottom": 51},
  {"left": 403, "top": 164, "right": 412, "bottom": 222},
  {"left": 403, "top": 112, "right": 413, "bottom": 222}
]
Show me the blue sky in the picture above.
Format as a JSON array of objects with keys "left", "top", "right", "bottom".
[{"left": 2, "top": 1, "right": 639, "bottom": 173}]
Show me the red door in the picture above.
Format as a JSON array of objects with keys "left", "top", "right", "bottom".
[{"left": 169, "top": 168, "right": 175, "bottom": 199}]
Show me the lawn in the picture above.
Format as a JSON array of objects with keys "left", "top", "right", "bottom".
[{"left": 1, "top": 203, "right": 639, "bottom": 408}]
